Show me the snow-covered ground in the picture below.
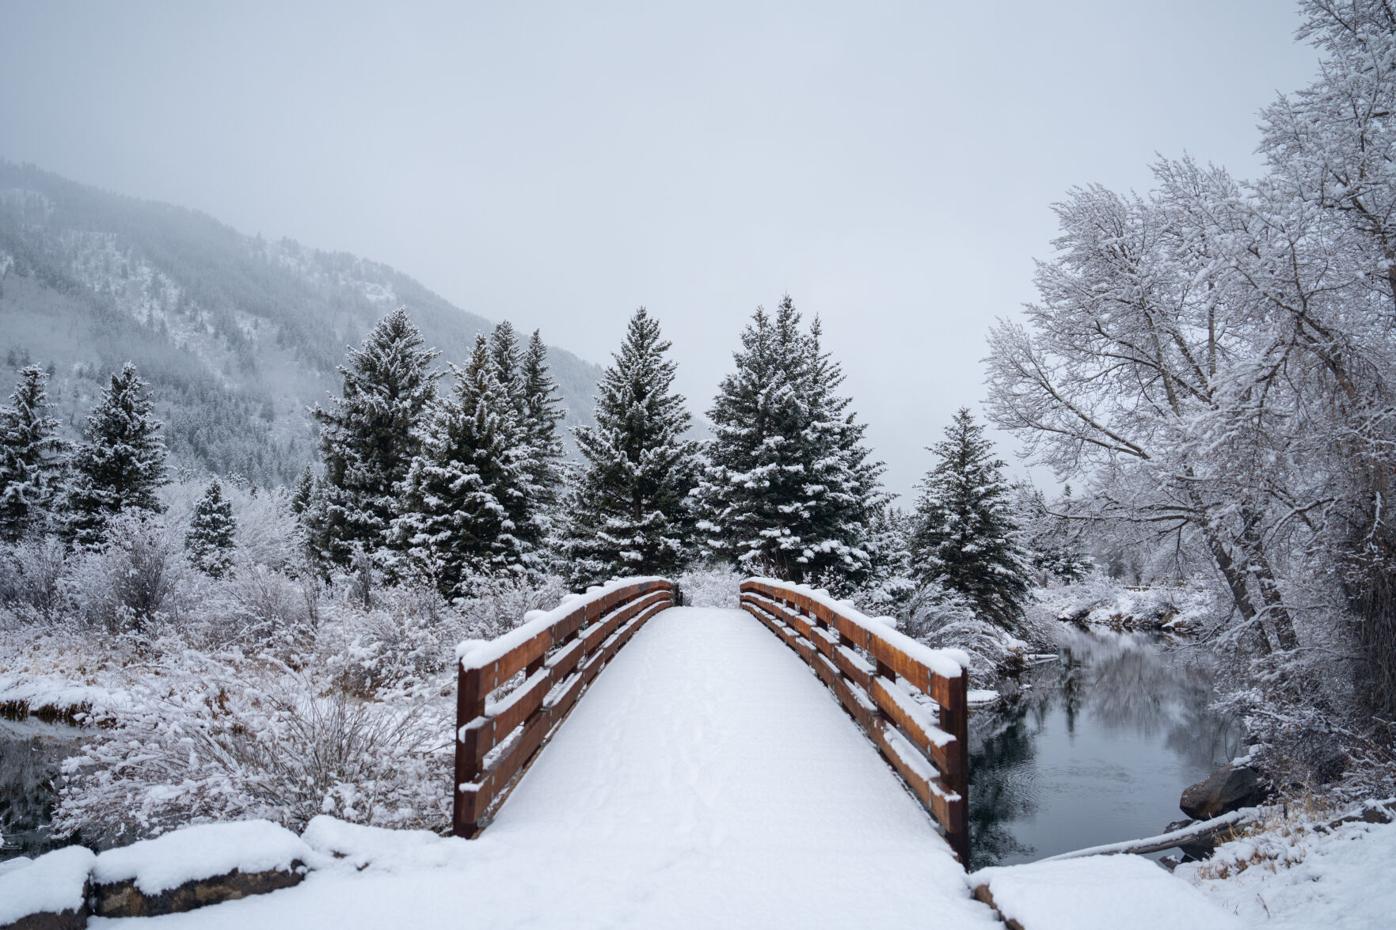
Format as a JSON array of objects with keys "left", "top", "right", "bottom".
[
  {"left": 84, "top": 606, "right": 1001, "bottom": 929},
  {"left": 1179, "top": 810, "right": 1396, "bottom": 930}
]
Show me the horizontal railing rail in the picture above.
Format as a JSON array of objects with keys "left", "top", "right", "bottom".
[
  {"left": 452, "top": 577, "right": 676, "bottom": 837},
  {"left": 739, "top": 577, "right": 971, "bottom": 865}
]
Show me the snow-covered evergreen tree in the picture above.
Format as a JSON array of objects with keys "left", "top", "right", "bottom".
[
  {"left": 186, "top": 479, "right": 236, "bottom": 577},
  {"left": 0, "top": 366, "right": 68, "bottom": 541},
  {"left": 1019, "top": 483, "right": 1090, "bottom": 584},
  {"left": 290, "top": 467, "right": 315, "bottom": 516},
  {"left": 519, "top": 329, "right": 566, "bottom": 525},
  {"left": 696, "top": 296, "right": 883, "bottom": 589},
  {"left": 391, "top": 335, "right": 533, "bottom": 597},
  {"left": 65, "top": 363, "right": 168, "bottom": 547},
  {"left": 909, "top": 408, "right": 1029, "bottom": 629},
  {"left": 309, "top": 308, "right": 439, "bottom": 568},
  {"left": 489, "top": 320, "right": 523, "bottom": 411},
  {"left": 563, "top": 307, "right": 700, "bottom": 586}
]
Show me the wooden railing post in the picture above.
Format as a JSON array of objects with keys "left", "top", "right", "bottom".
[
  {"left": 452, "top": 664, "right": 487, "bottom": 838},
  {"left": 940, "top": 670, "right": 970, "bottom": 866}
]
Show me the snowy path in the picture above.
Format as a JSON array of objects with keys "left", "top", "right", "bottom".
[{"left": 97, "top": 607, "right": 1000, "bottom": 929}]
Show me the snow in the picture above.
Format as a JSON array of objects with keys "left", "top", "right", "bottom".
[
  {"left": 455, "top": 575, "right": 666, "bottom": 670},
  {"left": 971, "top": 855, "right": 1246, "bottom": 930},
  {"left": 91, "top": 820, "right": 314, "bottom": 895},
  {"left": 89, "top": 608, "right": 999, "bottom": 929},
  {"left": 745, "top": 577, "right": 967, "bottom": 679},
  {"left": 0, "top": 845, "right": 95, "bottom": 923},
  {"left": 1179, "top": 815, "right": 1396, "bottom": 930},
  {"left": 967, "top": 688, "right": 1000, "bottom": 704},
  {"left": 0, "top": 671, "right": 131, "bottom": 720},
  {"left": 301, "top": 817, "right": 468, "bottom": 873}
]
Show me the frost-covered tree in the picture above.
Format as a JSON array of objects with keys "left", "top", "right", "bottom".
[
  {"left": 0, "top": 367, "right": 68, "bottom": 541},
  {"left": 696, "top": 297, "right": 883, "bottom": 588},
  {"left": 64, "top": 363, "right": 168, "bottom": 547},
  {"left": 563, "top": 307, "right": 700, "bottom": 586},
  {"left": 909, "top": 409, "right": 1028, "bottom": 630},
  {"left": 309, "top": 308, "right": 439, "bottom": 568},
  {"left": 186, "top": 480, "right": 236, "bottom": 577},
  {"left": 391, "top": 335, "right": 532, "bottom": 596},
  {"left": 489, "top": 320, "right": 523, "bottom": 411}
]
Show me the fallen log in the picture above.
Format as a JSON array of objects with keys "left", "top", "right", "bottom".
[{"left": 1040, "top": 808, "right": 1257, "bottom": 861}]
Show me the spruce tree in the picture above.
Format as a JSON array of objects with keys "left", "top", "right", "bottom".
[
  {"left": 563, "top": 307, "right": 700, "bottom": 586},
  {"left": 290, "top": 466, "right": 315, "bottom": 516},
  {"left": 0, "top": 367, "right": 69, "bottom": 541},
  {"left": 489, "top": 321, "right": 523, "bottom": 411},
  {"left": 909, "top": 408, "right": 1029, "bottom": 629},
  {"left": 310, "top": 308, "right": 439, "bottom": 568},
  {"left": 392, "top": 336, "right": 532, "bottom": 597},
  {"left": 65, "top": 363, "right": 168, "bottom": 547},
  {"left": 696, "top": 296, "right": 883, "bottom": 588},
  {"left": 186, "top": 479, "right": 236, "bottom": 577},
  {"left": 519, "top": 329, "right": 566, "bottom": 521}
]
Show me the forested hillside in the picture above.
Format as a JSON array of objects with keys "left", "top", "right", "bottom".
[{"left": 0, "top": 161, "right": 600, "bottom": 484}]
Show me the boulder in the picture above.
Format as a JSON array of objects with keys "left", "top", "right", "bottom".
[
  {"left": 90, "top": 865, "right": 304, "bottom": 919},
  {"left": 90, "top": 820, "right": 313, "bottom": 919},
  {"left": 1180, "top": 763, "right": 1267, "bottom": 820},
  {"left": 0, "top": 847, "right": 94, "bottom": 930}
]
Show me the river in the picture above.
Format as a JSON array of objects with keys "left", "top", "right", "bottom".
[
  {"left": 0, "top": 716, "right": 84, "bottom": 862},
  {"left": 967, "top": 627, "right": 1241, "bottom": 869}
]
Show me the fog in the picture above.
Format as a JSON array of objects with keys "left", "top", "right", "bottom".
[{"left": 0, "top": 0, "right": 1315, "bottom": 497}]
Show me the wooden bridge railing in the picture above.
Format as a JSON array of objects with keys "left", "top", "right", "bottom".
[
  {"left": 739, "top": 577, "right": 971, "bottom": 864},
  {"left": 452, "top": 577, "right": 677, "bottom": 838}
]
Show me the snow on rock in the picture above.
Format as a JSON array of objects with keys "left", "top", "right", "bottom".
[
  {"left": 0, "top": 845, "right": 95, "bottom": 925},
  {"left": 92, "top": 820, "right": 315, "bottom": 895},
  {"left": 455, "top": 575, "right": 667, "bottom": 670},
  {"left": 745, "top": 577, "right": 967, "bottom": 679},
  {"left": 301, "top": 817, "right": 469, "bottom": 873},
  {"left": 970, "top": 854, "right": 1246, "bottom": 930},
  {"left": 1179, "top": 814, "right": 1396, "bottom": 930}
]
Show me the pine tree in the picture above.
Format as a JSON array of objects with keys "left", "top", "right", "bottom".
[
  {"left": 696, "top": 296, "right": 883, "bottom": 589},
  {"left": 186, "top": 479, "right": 236, "bottom": 577},
  {"left": 65, "top": 363, "right": 168, "bottom": 547},
  {"left": 310, "top": 308, "right": 439, "bottom": 568},
  {"left": 391, "top": 336, "right": 532, "bottom": 597},
  {"left": 519, "top": 329, "right": 566, "bottom": 522},
  {"left": 910, "top": 408, "right": 1029, "bottom": 629},
  {"left": 290, "top": 466, "right": 315, "bottom": 516},
  {"left": 563, "top": 307, "right": 700, "bottom": 586},
  {"left": 0, "top": 367, "right": 69, "bottom": 541},
  {"left": 1018, "top": 482, "right": 1091, "bottom": 584},
  {"left": 489, "top": 321, "right": 523, "bottom": 411}
]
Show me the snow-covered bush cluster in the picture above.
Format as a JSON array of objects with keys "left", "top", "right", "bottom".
[
  {"left": 0, "top": 472, "right": 569, "bottom": 846},
  {"left": 1031, "top": 578, "right": 1216, "bottom": 635}
]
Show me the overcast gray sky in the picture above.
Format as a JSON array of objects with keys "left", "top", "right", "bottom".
[{"left": 0, "top": 1, "right": 1317, "bottom": 498}]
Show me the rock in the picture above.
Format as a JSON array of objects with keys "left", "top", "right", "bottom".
[
  {"left": 90, "top": 864, "right": 305, "bottom": 919},
  {"left": 1180, "top": 763, "right": 1268, "bottom": 820},
  {"left": 2, "top": 910, "right": 88, "bottom": 930},
  {"left": 1165, "top": 818, "right": 1217, "bottom": 862}
]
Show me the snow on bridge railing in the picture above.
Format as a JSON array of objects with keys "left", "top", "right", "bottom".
[
  {"left": 739, "top": 577, "right": 972, "bottom": 865},
  {"left": 452, "top": 576, "right": 676, "bottom": 838}
]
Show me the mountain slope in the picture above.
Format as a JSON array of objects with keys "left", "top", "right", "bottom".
[{"left": 0, "top": 161, "right": 600, "bottom": 484}]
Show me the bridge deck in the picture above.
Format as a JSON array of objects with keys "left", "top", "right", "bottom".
[{"left": 121, "top": 607, "right": 1001, "bottom": 929}]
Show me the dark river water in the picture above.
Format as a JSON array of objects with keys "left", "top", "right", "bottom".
[
  {"left": 966, "top": 628, "right": 1241, "bottom": 869},
  {"left": 0, "top": 717, "right": 83, "bottom": 862}
]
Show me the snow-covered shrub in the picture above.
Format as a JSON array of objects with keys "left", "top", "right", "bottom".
[
  {"left": 189, "top": 563, "right": 319, "bottom": 654},
  {"left": 1031, "top": 575, "right": 1216, "bottom": 634},
  {"left": 53, "top": 658, "right": 449, "bottom": 844},
  {"left": 0, "top": 536, "right": 69, "bottom": 622},
  {"left": 676, "top": 565, "right": 742, "bottom": 608},
  {"left": 903, "top": 582, "right": 1031, "bottom": 680},
  {"left": 64, "top": 513, "right": 194, "bottom": 633}
]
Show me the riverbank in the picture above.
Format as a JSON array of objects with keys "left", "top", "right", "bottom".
[{"left": 1178, "top": 800, "right": 1396, "bottom": 929}]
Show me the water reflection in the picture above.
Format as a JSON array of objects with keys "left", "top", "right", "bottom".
[
  {"left": 0, "top": 718, "right": 83, "bottom": 861},
  {"left": 967, "top": 629, "right": 1240, "bottom": 869}
]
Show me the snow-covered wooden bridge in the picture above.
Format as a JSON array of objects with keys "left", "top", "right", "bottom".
[{"left": 24, "top": 578, "right": 1246, "bottom": 929}]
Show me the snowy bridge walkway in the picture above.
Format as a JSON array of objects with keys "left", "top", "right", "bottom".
[
  {"left": 130, "top": 603, "right": 1000, "bottom": 930},
  {"left": 79, "top": 585, "right": 1248, "bottom": 930}
]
